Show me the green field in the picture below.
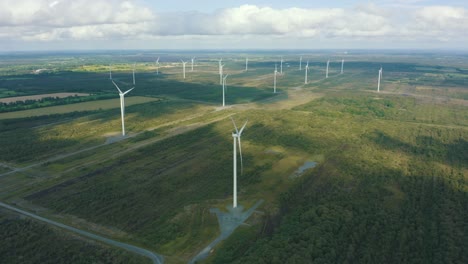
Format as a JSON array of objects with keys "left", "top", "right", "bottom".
[
  {"left": 0, "top": 96, "right": 159, "bottom": 119},
  {"left": 0, "top": 51, "right": 466, "bottom": 264}
]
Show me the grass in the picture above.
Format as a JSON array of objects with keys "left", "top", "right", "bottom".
[
  {"left": 0, "top": 96, "right": 158, "bottom": 119},
  {"left": 0, "top": 51, "right": 467, "bottom": 263}
]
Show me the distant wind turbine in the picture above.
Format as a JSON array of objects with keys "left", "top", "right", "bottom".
[
  {"left": 222, "top": 74, "right": 228, "bottom": 107},
  {"left": 219, "top": 63, "right": 225, "bottom": 85},
  {"left": 132, "top": 63, "right": 136, "bottom": 85},
  {"left": 377, "top": 67, "right": 383, "bottom": 92},
  {"left": 218, "top": 58, "right": 223, "bottom": 84},
  {"left": 231, "top": 117, "right": 247, "bottom": 209},
  {"left": 326, "top": 60, "right": 330, "bottom": 78},
  {"left": 191, "top": 57, "right": 195, "bottom": 72},
  {"left": 305, "top": 61, "right": 309, "bottom": 84},
  {"left": 299, "top": 56, "right": 302, "bottom": 71},
  {"left": 181, "top": 60, "right": 187, "bottom": 79},
  {"left": 156, "top": 57, "right": 160, "bottom": 75},
  {"left": 111, "top": 80, "right": 134, "bottom": 136},
  {"left": 341, "top": 59, "right": 344, "bottom": 74},
  {"left": 245, "top": 57, "right": 248, "bottom": 71},
  {"left": 280, "top": 57, "right": 284, "bottom": 74},
  {"left": 109, "top": 64, "right": 112, "bottom": 80},
  {"left": 274, "top": 64, "right": 278, "bottom": 93}
]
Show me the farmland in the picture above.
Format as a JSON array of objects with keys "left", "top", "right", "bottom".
[{"left": 0, "top": 50, "right": 466, "bottom": 264}]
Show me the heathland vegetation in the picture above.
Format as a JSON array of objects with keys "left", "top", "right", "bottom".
[{"left": 0, "top": 51, "right": 466, "bottom": 263}]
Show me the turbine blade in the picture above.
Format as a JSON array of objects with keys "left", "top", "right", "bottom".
[
  {"left": 238, "top": 120, "right": 248, "bottom": 135},
  {"left": 111, "top": 80, "right": 123, "bottom": 94},
  {"left": 123, "top": 87, "right": 134, "bottom": 95},
  {"left": 230, "top": 117, "right": 239, "bottom": 134},
  {"left": 238, "top": 136, "right": 243, "bottom": 174}
]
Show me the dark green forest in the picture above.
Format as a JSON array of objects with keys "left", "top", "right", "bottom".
[{"left": 0, "top": 210, "right": 150, "bottom": 264}]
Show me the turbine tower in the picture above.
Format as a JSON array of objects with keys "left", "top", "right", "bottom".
[
  {"left": 274, "top": 64, "right": 278, "bottom": 93},
  {"left": 305, "top": 61, "right": 309, "bottom": 84},
  {"left": 191, "top": 57, "right": 195, "bottom": 72},
  {"left": 132, "top": 63, "right": 136, "bottom": 85},
  {"left": 219, "top": 63, "right": 225, "bottom": 85},
  {"left": 222, "top": 74, "right": 228, "bottom": 107},
  {"left": 245, "top": 57, "right": 248, "bottom": 71},
  {"left": 111, "top": 80, "right": 134, "bottom": 136},
  {"left": 299, "top": 56, "right": 302, "bottom": 71},
  {"left": 156, "top": 57, "right": 160, "bottom": 75},
  {"left": 181, "top": 60, "right": 187, "bottom": 79},
  {"left": 280, "top": 57, "right": 284, "bottom": 74},
  {"left": 109, "top": 64, "right": 112, "bottom": 80},
  {"left": 341, "top": 59, "right": 344, "bottom": 74},
  {"left": 377, "top": 67, "right": 383, "bottom": 92},
  {"left": 326, "top": 60, "right": 330, "bottom": 78},
  {"left": 231, "top": 118, "right": 247, "bottom": 209},
  {"left": 218, "top": 58, "right": 223, "bottom": 84}
]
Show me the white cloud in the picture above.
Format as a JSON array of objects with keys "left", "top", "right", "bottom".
[{"left": 0, "top": 1, "right": 466, "bottom": 49}]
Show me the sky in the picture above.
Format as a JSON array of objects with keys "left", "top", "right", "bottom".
[{"left": 0, "top": 0, "right": 467, "bottom": 51}]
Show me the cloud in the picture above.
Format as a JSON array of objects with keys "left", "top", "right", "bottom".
[
  {"left": 0, "top": 1, "right": 466, "bottom": 48},
  {"left": 0, "top": 0, "right": 153, "bottom": 27}
]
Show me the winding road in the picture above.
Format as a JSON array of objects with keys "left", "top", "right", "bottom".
[{"left": 0, "top": 202, "right": 164, "bottom": 264}]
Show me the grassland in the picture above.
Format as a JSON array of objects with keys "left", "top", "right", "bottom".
[
  {"left": 0, "top": 50, "right": 466, "bottom": 263},
  {"left": 0, "top": 96, "right": 158, "bottom": 119},
  {"left": 0, "top": 92, "right": 89, "bottom": 103}
]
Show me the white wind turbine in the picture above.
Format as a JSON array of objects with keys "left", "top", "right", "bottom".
[
  {"left": 341, "top": 59, "right": 344, "bottom": 74},
  {"left": 274, "top": 64, "right": 278, "bottom": 93},
  {"left": 305, "top": 61, "right": 309, "bottom": 84},
  {"left": 191, "top": 57, "right": 195, "bottom": 72},
  {"left": 245, "top": 57, "right": 248, "bottom": 71},
  {"left": 299, "top": 56, "right": 302, "bottom": 71},
  {"left": 222, "top": 74, "right": 228, "bottom": 107},
  {"left": 111, "top": 80, "right": 134, "bottom": 136},
  {"left": 231, "top": 117, "right": 247, "bottom": 209},
  {"left": 377, "top": 67, "right": 383, "bottom": 92},
  {"left": 181, "top": 60, "right": 187, "bottom": 79},
  {"left": 326, "top": 60, "right": 330, "bottom": 78},
  {"left": 132, "top": 63, "right": 136, "bottom": 85},
  {"left": 219, "top": 63, "right": 225, "bottom": 85},
  {"left": 156, "top": 57, "right": 160, "bottom": 75},
  {"left": 280, "top": 57, "right": 284, "bottom": 74},
  {"left": 218, "top": 58, "right": 223, "bottom": 84},
  {"left": 109, "top": 64, "right": 112, "bottom": 80}
]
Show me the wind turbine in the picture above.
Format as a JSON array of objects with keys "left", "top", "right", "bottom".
[
  {"left": 156, "top": 57, "right": 160, "bottom": 75},
  {"left": 132, "top": 63, "right": 136, "bottom": 85},
  {"left": 109, "top": 64, "right": 112, "bottom": 80},
  {"left": 231, "top": 117, "right": 247, "bottom": 209},
  {"left": 245, "top": 57, "right": 248, "bottom": 71},
  {"left": 326, "top": 60, "right": 330, "bottom": 78},
  {"left": 111, "top": 80, "right": 134, "bottom": 136},
  {"left": 377, "top": 67, "right": 383, "bottom": 92},
  {"left": 218, "top": 58, "right": 223, "bottom": 84},
  {"left": 191, "top": 57, "right": 195, "bottom": 72},
  {"left": 280, "top": 57, "right": 284, "bottom": 74},
  {"left": 219, "top": 63, "right": 225, "bottom": 85},
  {"left": 305, "top": 61, "right": 309, "bottom": 84},
  {"left": 274, "top": 64, "right": 278, "bottom": 93},
  {"left": 299, "top": 56, "right": 302, "bottom": 71},
  {"left": 222, "top": 74, "right": 228, "bottom": 107},
  {"left": 341, "top": 59, "right": 344, "bottom": 74},
  {"left": 181, "top": 60, "right": 187, "bottom": 79}
]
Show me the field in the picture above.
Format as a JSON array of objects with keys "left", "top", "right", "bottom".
[
  {"left": 0, "top": 50, "right": 466, "bottom": 264},
  {"left": 0, "top": 92, "right": 90, "bottom": 103},
  {"left": 0, "top": 96, "right": 158, "bottom": 119}
]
